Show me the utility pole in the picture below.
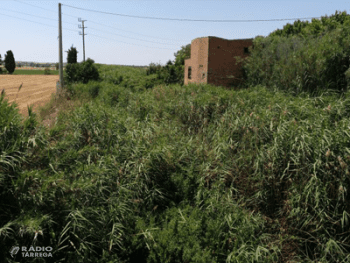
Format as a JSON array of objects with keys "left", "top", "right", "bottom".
[
  {"left": 78, "top": 18, "right": 87, "bottom": 62},
  {"left": 58, "top": 3, "right": 64, "bottom": 88}
]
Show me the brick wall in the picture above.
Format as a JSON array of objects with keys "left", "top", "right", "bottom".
[
  {"left": 184, "top": 36, "right": 253, "bottom": 87},
  {"left": 184, "top": 37, "right": 209, "bottom": 85}
]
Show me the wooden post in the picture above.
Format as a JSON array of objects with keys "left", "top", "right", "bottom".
[{"left": 59, "top": 3, "right": 64, "bottom": 89}]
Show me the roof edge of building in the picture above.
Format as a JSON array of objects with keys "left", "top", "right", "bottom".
[
  {"left": 191, "top": 36, "right": 209, "bottom": 43},
  {"left": 208, "top": 36, "right": 254, "bottom": 41},
  {"left": 191, "top": 36, "right": 254, "bottom": 43}
]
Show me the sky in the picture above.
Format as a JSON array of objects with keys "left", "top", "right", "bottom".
[{"left": 1, "top": 0, "right": 348, "bottom": 66}]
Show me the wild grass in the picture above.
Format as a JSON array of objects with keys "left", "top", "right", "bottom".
[{"left": 1, "top": 64, "right": 350, "bottom": 261}]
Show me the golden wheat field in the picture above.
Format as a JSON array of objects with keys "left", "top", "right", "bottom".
[{"left": 0, "top": 75, "right": 59, "bottom": 117}]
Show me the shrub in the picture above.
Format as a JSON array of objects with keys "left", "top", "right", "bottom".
[
  {"left": 44, "top": 68, "right": 51, "bottom": 75},
  {"left": 146, "top": 62, "right": 162, "bottom": 75},
  {"left": 55, "top": 63, "right": 59, "bottom": 70},
  {"left": 64, "top": 63, "right": 80, "bottom": 83},
  {"left": 88, "top": 83, "right": 101, "bottom": 98},
  {"left": 146, "top": 58, "right": 184, "bottom": 86},
  {"left": 139, "top": 75, "right": 159, "bottom": 89},
  {"left": 0, "top": 68, "right": 7, "bottom": 74},
  {"left": 106, "top": 72, "right": 123, "bottom": 85},
  {"left": 80, "top": 58, "right": 100, "bottom": 84},
  {"left": 64, "top": 58, "right": 100, "bottom": 84}
]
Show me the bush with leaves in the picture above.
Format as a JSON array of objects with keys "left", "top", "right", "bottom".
[
  {"left": 146, "top": 62, "right": 163, "bottom": 76},
  {"left": 145, "top": 45, "right": 190, "bottom": 86},
  {"left": 64, "top": 58, "right": 100, "bottom": 84},
  {"left": 80, "top": 58, "right": 100, "bottom": 84},
  {"left": 64, "top": 62, "right": 80, "bottom": 83},
  {"left": 105, "top": 70, "right": 124, "bottom": 85},
  {"left": 44, "top": 68, "right": 51, "bottom": 75}
]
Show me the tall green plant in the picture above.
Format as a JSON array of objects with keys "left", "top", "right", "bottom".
[
  {"left": 4, "top": 50, "right": 16, "bottom": 74},
  {"left": 173, "top": 44, "right": 191, "bottom": 85},
  {"left": 0, "top": 54, "right": 2, "bottom": 74},
  {"left": 66, "top": 44, "right": 79, "bottom": 64}
]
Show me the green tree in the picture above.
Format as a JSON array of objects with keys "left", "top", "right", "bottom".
[
  {"left": 173, "top": 44, "right": 191, "bottom": 85},
  {"left": 174, "top": 44, "right": 191, "bottom": 67},
  {"left": 165, "top": 59, "right": 173, "bottom": 68},
  {"left": 4, "top": 50, "right": 16, "bottom": 74},
  {"left": 66, "top": 44, "right": 78, "bottom": 64},
  {"left": 0, "top": 54, "right": 2, "bottom": 73}
]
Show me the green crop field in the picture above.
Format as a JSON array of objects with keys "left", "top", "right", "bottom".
[
  {"left": 0, "top": 65, "right": 64, "bottom": 75},
  {"left": 4, "top": 69, "right": 60, "bottom": 75}
]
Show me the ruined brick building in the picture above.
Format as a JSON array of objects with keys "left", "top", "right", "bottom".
[{"left": 184, "top": 36, "right": 253, "bottom": 87}]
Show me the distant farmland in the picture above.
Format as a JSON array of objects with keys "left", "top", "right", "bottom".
[{"left": 0, "top": 66, "right": 66, "bottom": 71}]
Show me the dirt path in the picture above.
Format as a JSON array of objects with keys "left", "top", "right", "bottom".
[{"left": 0, "top": 75, "right": 59, "bottom": 117}]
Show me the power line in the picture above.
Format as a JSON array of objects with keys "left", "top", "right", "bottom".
[
  {"left": 87, "top": 33, "right": 176, "bottom": 50},
  {"left": 12, "top": 0, "right": 187, "bottom": 43},
  {"left": 0, "top": 12, "right": 77, "bottom": 33},
  {"left": 2, "top": 7, "right": 182, "bottom": 46},
  {"left": 0, "top": 12, "right": 176, "bottom": 51},
  {"left": 86, "top": 25, "right": 181, "bottom": 46},
  {"left": 13, "top": 0, "right": 77, "bottom": 19},
  {"left": 84, "top": 23, "right": 182, "bottom": 45},
  {"left": 1, "top": 7, "right": 78, "bottom": 26},
  {"left": 85, "top": 19, "right": 187, "bottom": 42},
  {"left": 62, "top": 3, "right": 323, "bottom": 22}
]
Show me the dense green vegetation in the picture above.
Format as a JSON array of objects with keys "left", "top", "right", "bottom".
[
  {"left": 239, "top": 10, "right": 350, "bottom": 96},
  {"left": 1, "top": 10, "right": 350, "bottom": 262}
]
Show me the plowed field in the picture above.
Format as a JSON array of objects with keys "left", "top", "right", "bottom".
[{"left": 0, "top": 75, "right": 59, "bottom": 117}]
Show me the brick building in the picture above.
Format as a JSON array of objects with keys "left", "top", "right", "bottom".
[{"left": 184, "top": 36, "right": 253, "bottom": 87}]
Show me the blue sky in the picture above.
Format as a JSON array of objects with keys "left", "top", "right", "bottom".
[{"left": 1, "top": 0, "right": 348, "bottom": 66}]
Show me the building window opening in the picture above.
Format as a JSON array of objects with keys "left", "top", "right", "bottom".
[
  {"left": 202, "top": 73, "right": 205, "bottom": 79},
  {"left": 188, "top": 67, "right": 192, "bottom": 79},
  {"left": 244, "top": 47, "right": 249, "bottom": 54}
]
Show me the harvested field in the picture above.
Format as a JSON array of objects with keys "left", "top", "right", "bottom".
[{"left": 0, "top": 75, "right": 59, "bottom": 117}]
